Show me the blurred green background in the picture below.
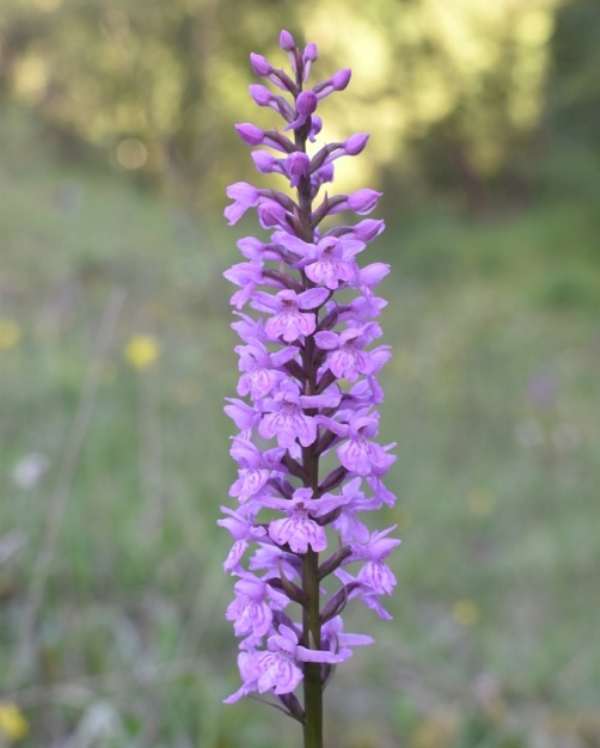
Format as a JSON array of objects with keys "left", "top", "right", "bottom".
[{"left": 1, "top": 0, "right": 599, "bottom": 746}]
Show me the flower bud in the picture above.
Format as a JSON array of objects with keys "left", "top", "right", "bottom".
[
  {"left": 358, "top": 262, "right": 390, "bottom": 287},
  {"left": 296, "top": 91, "right": 318, "bottom": 116},
  {"left": 279, "top": 29, "right": 296, "bottom": 51},
  {"left": 313, "top": 162, "right": 334, "bottom": 186},
  {"left": 353, "top": 219, "right": 386, "bottom": 242},
  {"left": 257, "top": 199, "right": 287, "bottom": 228},
  {"left": 309, "top": 115, "right": 323, "bottom": 141},
  {"left": 348, "top": 189, "right": 382, "bottom": 215},
  {"left": 344, "top": 133, "right": 369, "bottom": 156},
  {"left": 284, "top": 152, "right": 310, "bottom": 186},
  {"left": 250, "top": 52, "right": 272, "bottom": 76},
  {"left": 235, "top": 123, "right": 264, "bottom": 146},
  {"left": 304, "top": 44, "right": 318, "bottom": 65},
  {"left": 252, "top": 151, "right": 279, "bottom": 174},
  {"left": 333, "top": 68, "right": 352, "bottom": 91},
  {"left": 226, "top": 181, "right": 260, "bottom": 204},
  {"left": 302, "top": 43, "right": 319, "bottom": 82},
  {"left": 249, "top": 84, "right": 272, "bottom": 107}
]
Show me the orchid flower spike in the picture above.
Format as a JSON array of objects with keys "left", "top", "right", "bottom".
[{"left": 222, "top": 29, "right": 397, "bottom": 746}]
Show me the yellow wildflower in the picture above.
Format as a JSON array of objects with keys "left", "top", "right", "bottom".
[
  {"left": 452, "top": 599, "right": 481, "bottom": 626},
  {"left": 0, "top": 702, "right": 29, "bottom": 741},
  {"left": 0, "top": 320, "right": 21, "bottom": 351},
  {"left": 125, "top": 335, "right": 159, "bottom": 370}
]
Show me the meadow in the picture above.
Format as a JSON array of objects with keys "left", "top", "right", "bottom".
[{"left": 1, "top": 107, "right": 599, "bottom": 747}]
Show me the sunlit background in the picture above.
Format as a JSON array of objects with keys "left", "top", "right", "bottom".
[{"left": 1, "top": 0, "right": 599, "bottom": 746}]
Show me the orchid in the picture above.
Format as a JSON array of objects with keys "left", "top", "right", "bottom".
[{"left": 221, "top": 29, "right": 399, "bottom": 747}]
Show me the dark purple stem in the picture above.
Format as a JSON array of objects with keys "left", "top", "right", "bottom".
[
  {"left": 294, "top": 76, "right": 324, "bottom": 748},
  {"left": 318, "top": 546, "right": 352, "bottom": 580}
]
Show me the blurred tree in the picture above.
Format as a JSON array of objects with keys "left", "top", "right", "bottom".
[
  {"left": 0, "top": 0, "right": 581, "bottom": 211},
  {"left": 547, "top": 0, "right": 600, "bottom": 147}
]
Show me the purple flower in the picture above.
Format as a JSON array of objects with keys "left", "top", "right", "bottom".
[
  {"left": 322, "top": 616, "right": 374, "bottom": 659},
  {"left": 230, "top": 465, "right": 270, "bottom": 503},
  {"left": 286, "top": 91, "right": 318, "bottom": 130},
  {"left": 224, "top": 624, "right": 344, "bottom": 704},
  {"left": 279, "top": 29, "right": 296, "bottom": 51},
  {"left": 224, "top": 398, "right": 260, "bottom": 431},
  {"left": 357, "top": 262, "right": 391, "bottom": 288},
  {"left": 218, "top": 506, "right": 267, "bottom": 571},
  {"left": 229, "top": 434, "right": 285, "bottom": 503},
  {"left": 250, "top": 84, "right": 294, "bottom": 120},
  {"left": 331, "top": 188, "right": 383, "bottom": 216},
  {"left": 224, "top": 646, "right": 303, "bottom": 703},
  {"left": 250, "top": 52, "right": 273, "bottom": 77},
  {"left": 344, "top": 132, "right": 369, "bottom": 155},
  {"left": 235, "top": 122, "right": 265, "bottom": 145},
  {"left": 249, "top": 543, "right": 301, "bottom": 580},
  {"left": 302, "top": 43, "right": 318, "bottom": 81},
  {"left": 268, "top": 488, "right": 328, "bottom": 553},
  {"left": 283, "top": 152, "right": 310, "bottom": 187},
  {"left": 257, "top": 198, "right": 289, "bottom": 229},
  {"left": 354, "top": 526, "right": 401, "bottom": 595},
  {"left": 224, "top": 182, "right": 261, "bottom": 225},
  {"left": 258, "top": 381, "right": 319, "bottom": 451},
  {"left": 236, "top": 340, "right": 296, "bottom": 400},
  {"left": 226, "top": 575, "right": 289, "bottom": 639},
  {"left": 256, "top": 288, "right": 328, "bottom": 343},
  {"left": 314, "top": 68, "right": 352, "bottom": 100},
  {"left": 335, "top": 568, "right": 394, "bottom": 620},
  {"left": 352, "top": 218, "right": 386, "bottom": 242},
  {"left": 303, "top": 236, "right": 363, "bottom": 290},
  {"left": 319, "top": 410, "right": 396, "bottom": 477},
  {"left": 223, "top": 261, "right": 266, "bottom": 309},
  {"left": 251, "top": 150, "right": 281, "bottom": 175},
  {"left": 221, "top": 30, "right": 398, "bottom": 733},
  {"left": 315, "top": 324, "right": 389, "bottom": 381},
  {"left": 308, "top": 114, "right": 322, "bottom": 142}
]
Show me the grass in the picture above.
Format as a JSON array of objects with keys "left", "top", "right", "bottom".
[{"left": 1, "top": 107, "right": 599, "bottom": 747}]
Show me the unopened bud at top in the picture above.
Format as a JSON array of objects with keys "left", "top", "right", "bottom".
[
  {"left": 279, "top": 29, "right": 296, "bottom": 51},
  {"left": 302, "top": 42, "right": 319, "bottom": 82},
  {"left": 250, "top": 53, "right": 272, "bottom": 77},
  {"left": 303, "top": 43, "right": 318, "bottom": 62},
  {"left": 314, "top": 68, "right": 353, "bottom": 100}
]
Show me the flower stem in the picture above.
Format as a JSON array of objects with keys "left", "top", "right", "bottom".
[
  {"left": 301, "top": 307, "right": 324, "bottom": 748},
  {"left": 296, "top": 111, "right": 324, "bottom": 748},
  {"left": 303, "top": 549, "right": 323, "bottom": 748}
]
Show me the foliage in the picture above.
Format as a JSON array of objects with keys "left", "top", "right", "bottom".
[
  {"left": 0, "top": 0, "right": 571, "bottom": 205},
  {"left": 1, "top": 107, "right": 599, "bottom": 746}
]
